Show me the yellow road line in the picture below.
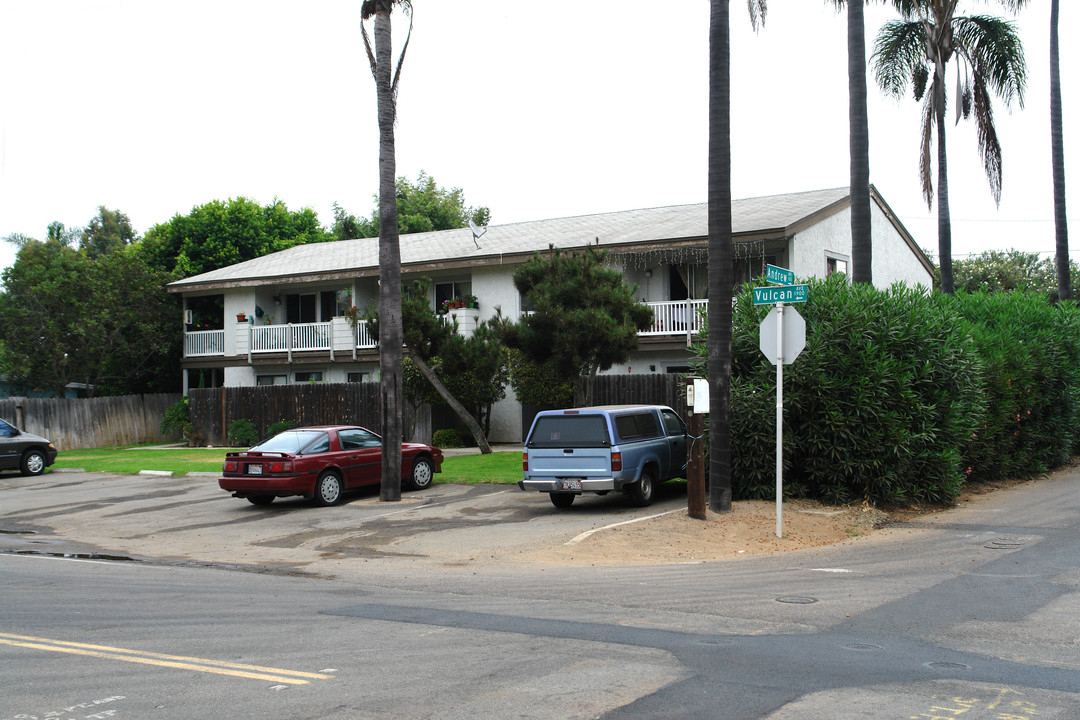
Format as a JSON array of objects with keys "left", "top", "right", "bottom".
[{"left": 0, "top": 632, "right": 332, "bottom": 685}]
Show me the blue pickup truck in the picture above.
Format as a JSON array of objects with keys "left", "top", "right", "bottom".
[{"left": 519, "top": 405, "right": 688, "bottom": 509}]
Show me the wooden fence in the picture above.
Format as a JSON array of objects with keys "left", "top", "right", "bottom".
[
  {"left": 189, "top": 383, "right": 431, "bottom": 445},
  {"left": 0, "top": 394, "right": 182, "bottom": 451},
  {"left": 574, "top": 373, "right": 688, "bottom": 416}
]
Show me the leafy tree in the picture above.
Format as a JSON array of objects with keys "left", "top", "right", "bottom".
[
  {"left": 872, "top": 0, "right": 1028, "bottom": 294},
  {"left": 332, "top": 171, "right": 491, "bottom": 240},
  {"left": 502, "top": 244, "right": 653, "bottom": 407},
  {"left": 368, "top": 279, "right": 507, "bottom": 454},
  {"left": 506, "top": 350, "right": 574, "bottom": 410},
  {"left": 1050, "top": 0, "right": 1070, "bottom": 300},
  {"left": 0, "top": 237, "right": 178, "bottom": 396},
  {"left": 80, "top": 206, "right": 136, "bottom": 258},
  {"left": 947, "top": 249, "right": 1079, "bottom": 298},
  {"left": 137, "top": 197, "right": 329, "bottom": 278},
  {"left": 707, "top": 0, "right": 767, "bottom": 512},
  {"left": 362, "top": 0, "right": 413, "bottom": 500}
]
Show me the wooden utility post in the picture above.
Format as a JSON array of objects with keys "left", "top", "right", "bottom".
[{"left": 686, "top": 377, "right": 706, "bottom": 520}]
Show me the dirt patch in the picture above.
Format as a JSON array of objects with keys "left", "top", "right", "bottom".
[{"left": 517, "top": 476, "right": 1040, "bottom": 567}]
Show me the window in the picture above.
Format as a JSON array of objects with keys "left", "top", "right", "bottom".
[
  {"left": 339, "top": 428, "right": 381, "bottom": 450},
  {"left": 320, "top": 291, "right": 337, "bottom": 320},
  {"left": 286, "top": 293, "right": 317, "bottom": 323},
  {"left": 256, "top": 375, "right": 287, "bottom": 386},
  {"left": 614, "top": 412, "right": 660, "bottom": 442},
  {"left": 0, "top": 419, "right": 15, "bottom": 437},
  {"left": 347, "top": 372, "right": 372, "bottom": 383},
  {"left": 435, "top": 281, "right": 471, "bottom": 310},
  {"left": 295, "top": 371, "right": 323, "bottom": 383},
  {"left": 661, "top": 409, "right": 686, "bottom": 436},
  {"left": 527, "top": 415, "right": 610, "bottom": 448},
  {"left": 826, "top": 255, "right": 849, "bottom": 277}
]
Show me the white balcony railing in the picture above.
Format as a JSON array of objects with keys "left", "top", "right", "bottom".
[
  {"left": 251, "top": 322, "right": 332, "bottom": 353},
  {"left": 640, "top": 299, "right": 708, "bottom": 337},
  {"left": 184, "top": 329, "right": 225, "bottom": 356},
  {"left": 356, "top": 320, "right": 377, "bottom": 349}
]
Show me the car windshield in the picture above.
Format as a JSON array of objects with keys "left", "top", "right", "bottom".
[
  {"left": 251, "top": 430, "right": 327, "bottom": 454},
  {"left": 528, "top": 415, "right": 610, "bottom": 448}
]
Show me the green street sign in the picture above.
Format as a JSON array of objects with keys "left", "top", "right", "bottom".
[
  {"left": 753, "top": 284, "right": 808, "bottom": 305},
  {"left": 765, "top": 264, "right": 795, "bottom": 285}
]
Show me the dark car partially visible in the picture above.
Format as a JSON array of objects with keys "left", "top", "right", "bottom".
[{"left": 0, "top": 418, "right": 58, "bottom": 476}]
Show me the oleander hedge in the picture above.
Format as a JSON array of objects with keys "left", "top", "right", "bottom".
[{"left": 694, "top": 276, "right": 1080, "bottom": 506}]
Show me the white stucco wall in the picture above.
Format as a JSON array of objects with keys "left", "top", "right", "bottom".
[{"left": 789, "top": 203, "right": 932, "bottom": 289}]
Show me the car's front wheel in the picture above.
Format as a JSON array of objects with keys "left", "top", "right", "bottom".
[
  {"left": 20, "top": 450, "right": 46, "bottom": 476},
  {"left": 313, "top": 471, "right": 343, "bottom": 506},
  {"left": 406, "top": 456, "right": 434, "bottom": 491}
]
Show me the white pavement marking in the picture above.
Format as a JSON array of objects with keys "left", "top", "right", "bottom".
[{"left": 565, "top": 509, "right": 682, "bottom": 546}]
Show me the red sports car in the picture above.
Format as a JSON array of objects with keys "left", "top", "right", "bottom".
[{"left": 219, "top": 425, "right": 443, "bottom": 506}]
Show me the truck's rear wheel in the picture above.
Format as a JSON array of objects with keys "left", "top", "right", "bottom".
[
  {"left": 549, "top": 492, "right": 575, "bottom": 509},
  {"left": 627, "top": 469, "right": 655, "bottom": 507}
]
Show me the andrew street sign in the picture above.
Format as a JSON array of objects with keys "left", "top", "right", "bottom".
[
  {"left": 752, "top": 284, "right": 808, "bottom": 305},
  {"left": 765, "top": 264, "right": 795, "bottom": 285}
]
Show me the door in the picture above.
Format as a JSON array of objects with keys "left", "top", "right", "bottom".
[
  {"left": 660, "top": 409, "right": 688, "bottom": 479},
  {"left": 337, "top": 428, "right": 382, "bottom": 487}
]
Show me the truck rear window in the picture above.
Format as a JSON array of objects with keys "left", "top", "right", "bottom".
[{"left": 528, "top": 415, "right": 610, "bottom": 448}]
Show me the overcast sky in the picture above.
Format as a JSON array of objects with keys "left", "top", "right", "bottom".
[{"left": 0, "top": 1, "right": 1075, "bottom": 275}]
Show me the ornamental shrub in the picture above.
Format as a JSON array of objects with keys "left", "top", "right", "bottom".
[
  {"left": 432, "top": 429, "right": 464, "bottom": 448},
  {"left": 227, "top": 419, "right": 259, "bottom": 448},
  {"left": 952, "top": 291, "right": 1080, "bottom": 481},
  {"left": 266, "top": 419, "right": 299, "bottom": 438},
  {"left": 159, "top": 397, "right": 190, "bottom": 438},
  {"left": 703, "top": 276, "right": 985, "bottom": 506}
]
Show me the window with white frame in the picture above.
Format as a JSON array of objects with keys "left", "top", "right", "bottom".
[
  {"left": 256, "top": 374, "right": 287, "bottom": 386},
  {"left": 295, "top": 371, "right": 323, "bottom": 383},
  {"left": 826, "top": 253, "right": 849, "bottom": 277}
]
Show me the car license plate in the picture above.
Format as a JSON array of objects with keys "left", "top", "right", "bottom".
[
  {"left": 248, "top": 465, "right": 263, "bottom": 475},
  {"left": 561, "top": 479, "right": 582, "bottom": 491}
]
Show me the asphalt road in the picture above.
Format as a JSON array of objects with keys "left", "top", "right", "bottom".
[{"left": 1, "top": 468, "right": 1079, "bottom": 718}]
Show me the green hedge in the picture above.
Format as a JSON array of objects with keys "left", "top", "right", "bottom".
[
  {"left": 700, "top": 278, "right": 1080, "bottom": 506},
  {"left": 953, "top": 291, "right": 1080, "bottom": 480},
  {"left": 726, "top": 278, "right": 985, "bottom": 505}
]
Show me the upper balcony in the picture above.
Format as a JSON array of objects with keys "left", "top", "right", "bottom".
[{"left": 182, "top": 299, "right": 705, "bottom": 359}]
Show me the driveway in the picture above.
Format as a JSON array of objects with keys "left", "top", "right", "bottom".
[{"left": 0, "top": 470, "right": 694, "bottom": 578}]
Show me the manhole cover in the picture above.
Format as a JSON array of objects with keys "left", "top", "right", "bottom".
[
  {"left": 776, "top": 596, "right": 819, "bottom": 605},
  {"left": 985, "top": 538, "right": 1026, "bottom": 549},
  {"left": 843, "top": 643, "right": 882, "bottom": 651},
  {"left": 925, "top": 661, "right": 970, "bottom": 670}
]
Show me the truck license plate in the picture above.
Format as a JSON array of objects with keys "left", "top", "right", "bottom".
[
  {"left": 561, "top": 479, "right": 582, "bottom": 490},
  {"left": 248, "top": 465, "right": 263, "bottom": 475}
]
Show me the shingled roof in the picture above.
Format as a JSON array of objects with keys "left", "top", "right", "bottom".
[{"left": 168, "top": 186, "right": 885, "bottom": 292}]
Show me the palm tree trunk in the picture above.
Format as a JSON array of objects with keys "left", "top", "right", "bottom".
[
  {"left": 1050, "top": 0, "right": 1070, "bottom": 300},
  {"left": 373, "top": 4, "right": 404, "bottom": 500},
  {"left": 935, "top": 91, "right": 954, "bottom": 294},
  {"left": 407, "top": 351, "right": 492, "bottom": 454},
  {"left": 848, "top": 0, "right": 872, "bottom": 285},
  {"left": 707, "top": 0, "right": 734, "bottom": 513}
]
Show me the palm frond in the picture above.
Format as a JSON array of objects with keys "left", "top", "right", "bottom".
[
  {"left": 918, "top": 90, "right": 936, "bottom": 208},
  {"left": 747, "top": 0, "right": 767, "bottom": 30},
  {"left": 953, "top": 15, "right": 1027, "bottom": 108},
  {"left": 871, "top": 20, "right": 927, "bottom": 99},
  {"left": 971, "top": 73, "right": 1004, "bottom": 205}
]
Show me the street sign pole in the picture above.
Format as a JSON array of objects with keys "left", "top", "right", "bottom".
[{"left": 774, "top": 303, "right": 784, "bottom": 539}]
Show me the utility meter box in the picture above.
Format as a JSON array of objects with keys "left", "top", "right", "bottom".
[{"left": 686, "top": 378, "right": 710, "bottom": 415}]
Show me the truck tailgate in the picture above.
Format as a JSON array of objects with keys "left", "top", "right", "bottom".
[{"left": 526, "top": 447, "right": 610, "bottom": 477}]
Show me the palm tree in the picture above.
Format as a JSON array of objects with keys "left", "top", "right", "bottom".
[
  {"left": 833, "top": 0, "right": 873, "bottom": 285},
  {"left": 708, "top": 0, "right": 766, "bottom": 513},
  {"left": 871, "top": 0, "right": 1028, "bottom": 294},
  {"left": 1050, "top": 0, "right": 1070, "bottom": 300},
  {"left": 361, "top": 0, "right": 413, "bottom": 501}
]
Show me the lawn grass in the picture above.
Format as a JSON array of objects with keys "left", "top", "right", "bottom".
[{"left": 51, "top": 445, "right": 523, "bottom": 484}]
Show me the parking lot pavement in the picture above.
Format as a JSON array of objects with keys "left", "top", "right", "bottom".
[{"left": 0, "top": 469, "right": 683, "bottom": 579}]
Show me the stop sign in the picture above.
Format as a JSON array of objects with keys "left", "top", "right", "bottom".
[{"left": 759, "top": 306, "right": 806, "bottom": 365}]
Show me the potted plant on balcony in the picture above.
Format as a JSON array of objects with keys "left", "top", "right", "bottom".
[
  {"left": 236, "top": 313, "right": 248, "bottom": 322},
  {"left": 461, "top": 294, "right": 479, "bottom": 309}
]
